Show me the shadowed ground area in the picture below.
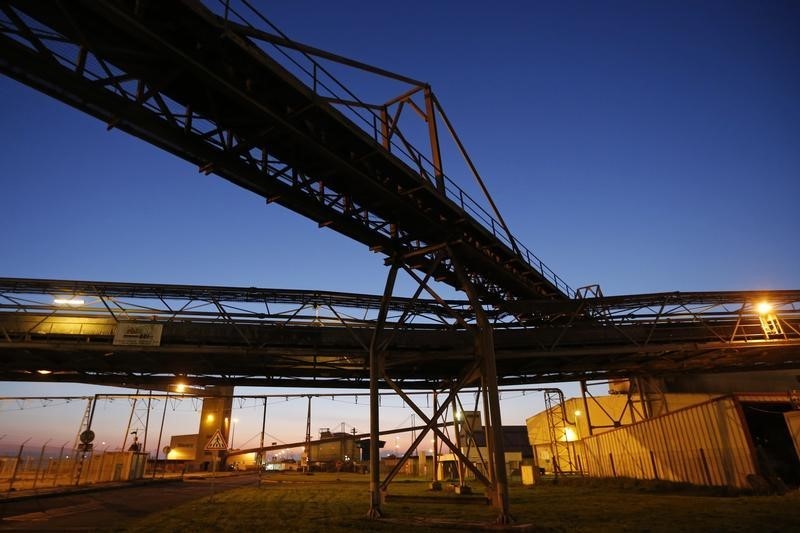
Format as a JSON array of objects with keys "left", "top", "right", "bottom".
[{"left": 126, "top": 473, "right": 800, "bottom": 533}]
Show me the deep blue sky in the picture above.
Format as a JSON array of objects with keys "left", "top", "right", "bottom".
[{"left": 1, "top": 1, "right": 798, "bottom": 448}]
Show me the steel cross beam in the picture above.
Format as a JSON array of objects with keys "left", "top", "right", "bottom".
[{"left": 0, "top": 0, "right": 571, "bottom": 305}]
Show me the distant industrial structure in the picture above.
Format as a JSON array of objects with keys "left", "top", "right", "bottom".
[
  {"left": 164, "top": 388, "right": 365, "bottom": 472},
  {"left": 438, "top": 411, "right": 533, "bottom": 483}
]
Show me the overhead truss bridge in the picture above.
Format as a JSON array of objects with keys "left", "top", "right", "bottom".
[
  {"left": 2, "top": 278, "right": 798, "bottom": 389},
  {"left": 0, "top": 0, "right": 571, "bottom": 306}
]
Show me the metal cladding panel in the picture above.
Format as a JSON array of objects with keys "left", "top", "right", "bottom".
[{"left": 582, "top": 396, "right": 757, "bottom": 488}]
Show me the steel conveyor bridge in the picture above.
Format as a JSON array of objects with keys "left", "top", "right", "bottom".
[
  {"left": 0, "top": 0, "right": 570, "bottom": 305},
  {"left": 2, "top": 278, "right": 798, "bottom": 389}
]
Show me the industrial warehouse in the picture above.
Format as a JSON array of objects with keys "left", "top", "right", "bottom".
[{"left": 527, "top": 371, "right": 800, "bottom": 491}]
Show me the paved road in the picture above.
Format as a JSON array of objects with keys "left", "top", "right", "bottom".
[{"left": 0, "top": 473, "right": 258, "bottom": 531}]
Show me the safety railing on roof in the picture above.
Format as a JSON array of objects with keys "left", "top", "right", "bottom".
[{"left": 208, "top": 0, "right": 575, "bottom": 298}]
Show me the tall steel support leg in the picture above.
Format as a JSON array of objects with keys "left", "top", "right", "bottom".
[
  {"left": 449, "top": 249, "right": 512, "bottom": 523},
  {"left": 478, "top": 324, "right": 512, "bottom": 522},
  {"left": 367, "top": 263, "right": 399, "bottom": 519},
  {"left": 451, "top": 395, "right": 465, "bottom": 487},
  {"left": 430, "top": 391, "right": 441, "bottom": 489}
]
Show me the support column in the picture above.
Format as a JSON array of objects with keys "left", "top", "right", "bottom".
[
  {"left": 196, "top": 386, "right": 233, "bottom": 471},
  {"left": 478, "top": 323, "right": 512, "bottom": 522},
  {"left": 367, "top": 263, "right": 398, "bottom": 519},
  {"left": 449, "top": 248, "right": 512, "bottom": 523},
  {"left": 451, "top": 395, "right": 466, "bottom": 490},
  {"left": 430, "top": 391, "right": 441, "bottom": 490}
]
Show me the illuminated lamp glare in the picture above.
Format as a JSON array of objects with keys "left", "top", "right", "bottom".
[
  {"left": 54, "top": 298, "right": 84, "bottom": 306},
  {"left": 757, "top": 302, "right": 772, "bottom": 315},
  {"left": 36, "top": 369, "right": 52, "bottom": 375}
]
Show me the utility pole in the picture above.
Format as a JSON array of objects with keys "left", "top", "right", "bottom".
[{"left": 304, "top": 396, "right": 312, "bottom": 471}]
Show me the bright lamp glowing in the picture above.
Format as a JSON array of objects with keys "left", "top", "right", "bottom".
[
  {"left": 54, "top": 298, "right": 84, "bottom": 306},
  {"left": 756, "top": 301, "right": 783, "bottom": 337}
]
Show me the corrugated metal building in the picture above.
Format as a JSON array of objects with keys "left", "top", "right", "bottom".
[
  {"left": 526, "top": 374, "right": 800, "bottom": 489},
  {"left": 581, "top": 395, "right": 756, "bottom": 487}
]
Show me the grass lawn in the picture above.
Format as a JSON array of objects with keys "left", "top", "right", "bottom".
[{"left": 127, "top": 473, "right": 800, "bottom": 532}]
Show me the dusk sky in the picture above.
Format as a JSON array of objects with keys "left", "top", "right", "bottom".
[{"left": 1, "top": 1, "right": 798, "bottom": 454}]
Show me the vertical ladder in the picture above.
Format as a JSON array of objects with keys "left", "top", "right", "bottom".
[
  {"left": 122, "top": 390, "right": 152, "bottom": 452},
  {"left": 71, "top": 397, "right": 94, "bottom": 484},
  {"left": 544, "top": 390, "right": 576, "bottom": 478},
  {"left": 71, "top": 398, "right": 93, "bottom": 453}
]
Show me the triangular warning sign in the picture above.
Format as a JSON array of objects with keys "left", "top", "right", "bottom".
[{"left": 204, "top": 429, "right": 228, "bottom": 451}]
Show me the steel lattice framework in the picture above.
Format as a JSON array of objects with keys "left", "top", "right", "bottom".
[
  {"left": 0, "top": 0, "right": 571, "bottom": 306},
  {"left": 2, "top": 0, "right": 799, "bottom": 521},
  {"left": 2, "top": 278, "right": 799, "bottom": 389}
]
